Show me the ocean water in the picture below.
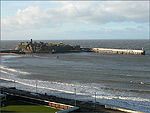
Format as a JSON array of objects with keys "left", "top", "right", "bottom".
[{"left": 0, "top": 40, "right": 150, "bottom": 112}]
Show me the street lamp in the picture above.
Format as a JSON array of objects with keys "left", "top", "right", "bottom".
[
  {"left": 74, "top": 88, "right": 76, "bottom": 107},
  {"left": 36, "top": 80, "right": 38, "bottom": 93},
  {"left": 94, "top": 92, "right": 96, "bottom": 109},
  {"left": 14, "top": 79, "right": 16, "bottom": 88},
  {"left": 3, "top": 104, "right": 4, "bottom": 113}
]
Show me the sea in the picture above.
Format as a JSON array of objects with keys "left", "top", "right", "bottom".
[{"left": 0, "top": 40, "right": 150, "bottom": 112}]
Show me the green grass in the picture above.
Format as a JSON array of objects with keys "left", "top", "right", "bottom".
[{"left": 1, "top": 101, "right": 61, "bottom": 113}]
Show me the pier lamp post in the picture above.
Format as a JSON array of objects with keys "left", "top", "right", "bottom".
[{"left": 74, "top": 88, "right": 76, "bottom": 107}]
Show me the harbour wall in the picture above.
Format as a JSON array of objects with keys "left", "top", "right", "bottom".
[{"left": 91, "top": 48, "right": 145, "bottom": 55}]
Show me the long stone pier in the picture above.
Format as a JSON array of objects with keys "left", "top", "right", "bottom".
[{"left": 91, "top": 48, "right": 145, "bottom": 55}]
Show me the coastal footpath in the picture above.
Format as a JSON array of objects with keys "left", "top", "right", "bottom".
[
  {"left": 0, "top": 87, "right": 125, "bottom": 113},
  {"left": 1, "top": 87, "right": 145, "bottom": 113}
]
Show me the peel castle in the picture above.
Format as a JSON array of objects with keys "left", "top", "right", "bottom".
[{"left": 15, "top": 39, "right": 80, "bottom": 53}]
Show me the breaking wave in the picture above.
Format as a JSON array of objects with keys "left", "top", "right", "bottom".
[{"left": 0, "top": 65, "right": 30, "bottom": 75}]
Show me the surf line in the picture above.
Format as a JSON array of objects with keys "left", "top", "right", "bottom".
[
  {"left": 38, "top": 80, "right": 101, "bottom": 90},
  {"left": 0, "top": 77, "right": 87, "bottom": 96},
  {"left": 0, "top": 65, "right": 30, "bottom": 75},
  {"left": 0, "top": 70, "right": 16, "bottom": 76}
]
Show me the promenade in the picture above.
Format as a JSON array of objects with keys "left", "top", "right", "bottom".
[{"left": 1, "top": 87, "right": 124, "bottom": 113}]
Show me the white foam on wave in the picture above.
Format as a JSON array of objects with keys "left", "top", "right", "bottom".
[
  {"left": 0, "top": 77, "right": 86, "bottom": 95},
  {"left": 94, "top": 95, "right": 150, "bottom": 112},
  {"left": 0, "top": 78, "right": 14, "bottom": 82},
  {"left": 25, "top": 54, "right": 49, "bottom": 59},
  {"left": 95, "top": 95, "right": 150, "bottom": 105},
  {"left": 0, "top": 65, "right": 30, "bottom": 75},
  {"left": 38, "top": 81, "right": 101, "bottom": 90},
  {"left": 127, "top": 75, "right": 132, "bottom": 76},
  {"left": 0, "top": 70, "right": 16, "bottom": 76}
]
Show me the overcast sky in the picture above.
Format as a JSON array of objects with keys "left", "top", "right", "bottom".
[{"left": 1, "top": 1, "right": 149, "bottom": 40}]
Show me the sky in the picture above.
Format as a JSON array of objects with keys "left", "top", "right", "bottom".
[{"left": 1, "top": 1, "right": 149, "bottom": 40}]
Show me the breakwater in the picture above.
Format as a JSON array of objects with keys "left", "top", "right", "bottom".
[{"left": 91, "top": 48, "right": 145, "bottom": 55}]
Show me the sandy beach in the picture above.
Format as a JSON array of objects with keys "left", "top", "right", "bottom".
[{"left": 0, "top": 53, "right": 25, "bottom": 56}]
